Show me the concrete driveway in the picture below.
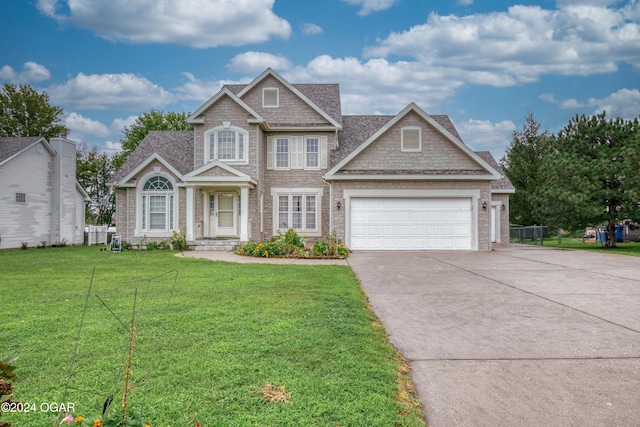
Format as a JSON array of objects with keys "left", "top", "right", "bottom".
[{"left": 348, "top": 245, "right": 640, "bottom": 427}]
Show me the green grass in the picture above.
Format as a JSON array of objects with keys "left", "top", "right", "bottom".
[
  {"left": 522, "top": 238, "right": 640, "bottom": 257},
  {"left": 0, "top": 246, "right": 425, "bottom": 427}
]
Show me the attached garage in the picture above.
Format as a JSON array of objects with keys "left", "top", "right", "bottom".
[{"left": 349, "top": 196, "right": 474, "bottom": 250}]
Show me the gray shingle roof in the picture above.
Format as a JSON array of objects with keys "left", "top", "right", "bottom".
[
  {"left": 475, "top": 151, "right": 515, "bottom": 191},
  {"left": 0, "top": 136, "right": 44, "bottom": 164},
  {"left": 110, "top": 131, "right": 193, "bottom": 183}
]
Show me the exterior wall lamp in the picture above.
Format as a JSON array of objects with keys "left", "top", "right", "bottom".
[
  {"left": 337, "top": 201, "right": 342, "bottom": 210},
  {"left": 482, "top": 201, "right": 487, "bottom": 210}
]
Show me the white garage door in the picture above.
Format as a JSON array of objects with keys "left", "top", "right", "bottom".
[{"left": 350, "top": 198, "right": 472, "bottom": 250}]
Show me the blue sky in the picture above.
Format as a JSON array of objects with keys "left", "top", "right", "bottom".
[{"left": 2, "top": 0, "right": 639, "bottom": 160}]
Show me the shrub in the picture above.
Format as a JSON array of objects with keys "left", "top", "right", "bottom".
[
  {"left": 279, "top": 228, "right": 306, "bottom": 248},
  {"left": 169, "top": 229, "right": 187, "bottom": 251},
  {"left": 146, "top": 241, "right": 159, "bottom": 251},
  {"left": 1, "top": 356, "right": 18, "bottom": 427},
  {"left": 236, "top": 241, "right": 258, "bottom": 255},
  {"left": 312, "top": 232, "right": 349, "bottom": 258}
]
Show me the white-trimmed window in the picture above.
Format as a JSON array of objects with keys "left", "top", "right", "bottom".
[
  {"left": 401, "top": 127, "right": 422, "bottom": 152},
  {"left": 267, "top": 136, "right": 327, "bottom": 170},
  {"left": 263, "top": 87, "right": 279, "bottom": 108},
  {"left": 140, "top": 176, "right": 175, "bottom": 231},
  {"left": 305, "top": 137, "right": 319, "bottom": 168},
  {"left": 15, "top": 192, "right": 27, "bottom": 204},
  {"left": 272, "top": 188, "right": 323, "bottom": 235},
  {"left": 276, "top": 138, "right": 289, "bottom": 168},
  {"left": 206, "top": 127, "right": 248, "bottom": 163}
]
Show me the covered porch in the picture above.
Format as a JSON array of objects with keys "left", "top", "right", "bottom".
[{"left": 182, "top": 161, "right": 257, "bottom": 243}]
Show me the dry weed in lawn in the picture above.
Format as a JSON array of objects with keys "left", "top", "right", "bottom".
[{"left": 259, "top": 382, "right": 291, "bottom": 404}]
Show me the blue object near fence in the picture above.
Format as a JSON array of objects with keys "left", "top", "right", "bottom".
[{"left": 596, "top": 227, "right": 624, "bottom": 243}]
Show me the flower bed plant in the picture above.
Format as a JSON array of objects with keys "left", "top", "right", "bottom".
[{"left": 236, "top": 230, "right": 349, "bottom": 259}]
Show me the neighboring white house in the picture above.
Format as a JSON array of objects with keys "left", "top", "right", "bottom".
[{"left": 0, "top": 136, "right": 89, "bottom": 249}]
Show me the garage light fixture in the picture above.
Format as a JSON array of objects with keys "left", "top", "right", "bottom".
[
  {"left": 482, "top": 202, "right": 487, "bottom": 210},
  {"left": 337, "top": 201, "right": 342, "bottom": 210}
]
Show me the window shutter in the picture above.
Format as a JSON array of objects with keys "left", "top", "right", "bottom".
[
  {"left": 267, "top": 136, "right": 274, "bottom": 169},
  {"left": 291, "top": 136, "right": 304, "bottom": 169},
  {"left": 320, "top": 136, "right": 328, "bottom": 169}
]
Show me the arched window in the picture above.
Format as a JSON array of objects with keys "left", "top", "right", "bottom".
[
  {"left": 141, "top": 176, "right": 174, "bottom": 231},
  {"left": 206, "top": 127, "right": 248, "bottom": 163}
]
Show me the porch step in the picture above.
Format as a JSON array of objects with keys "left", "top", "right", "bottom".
[{"left": 191, "top": 239, "right": 246, "bottom": 251}]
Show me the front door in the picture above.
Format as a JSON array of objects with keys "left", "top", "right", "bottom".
[{"left": 209, "top": 193, "right": 237, "bottom": 237}]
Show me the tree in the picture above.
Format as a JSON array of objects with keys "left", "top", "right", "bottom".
[
  {"left": 0, "top": 83, "right": 68, "bottom": 139},
  {"left": 77, "top": 142, "right": 115, "bottom": 225},
  {"left": 500, "top": 113, "right": 551, "bottom": 225},
  {"left": 537, "top": 112, "right": 640, "bottom": 248},
  {"left": 112, "top": 110, "right": 191, "bottom": 170}
]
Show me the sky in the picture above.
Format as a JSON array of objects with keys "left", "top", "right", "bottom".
[{"left": 1, "top": 0, "right": 639, "bottom": 160}]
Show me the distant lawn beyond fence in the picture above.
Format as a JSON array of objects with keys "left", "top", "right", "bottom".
[{"left": 0, "top": 246, "right": 425, "bottom": 427}]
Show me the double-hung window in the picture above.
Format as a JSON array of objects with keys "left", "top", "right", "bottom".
[
  {"left": 276, "top": 138, "right": 289, "bottom": 168},
  {"left": 305, "top": 137, "right": 319, "bottom": 168},
  {"left": 207, "top": 127, "right": 247, "bottom": 163},
  {"left": 141, "top": 176, "right": 175, "bottom": 231},
  {"left": 274, "top": 191, "right": 319, "bottom": 234}
]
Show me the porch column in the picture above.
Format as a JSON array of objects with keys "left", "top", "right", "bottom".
[
  {"left": 240, "top": 186, "right": 249, "bottom": 241},
  {"left": 186, "top": 186, "right": 195, "bottom": 241}
]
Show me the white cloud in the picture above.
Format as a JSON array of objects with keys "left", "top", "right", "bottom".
[
  {"left": 0, "top": 62, "right": 51, "bottom": 83},
  {"left": 64, "top": 112, "right": 111, "bottom": 137},
  {"left": 227, "top": 52, "right": 293, "bottom": 74},
  {"left": 104, "top": 140, "right": 123, "bottom": 153},
  {"left": 48, "top": 73, "right": 175, "bottom": 110},
  {"left": 173, "top": 72, "right": 227, "bottom": 102},
  {"left": 343, "top": 0, "right": 399, "bottom": 16},
  {"left": 458, "top": 0, "right": 473, "bottom": 5},
  {"left": 559, "top": 98, "right": 585, "bottom": 109},
  {"left": 588, "top": 88, "right": 640, "bottom": 119},
  {"left": 539, "top": 93, "right": 557, "bottom": 103},
  {"left": 110, "top": 116, "right": 139, "bottom": 133},
  {"left": 455, "top": 118, "right": 517, "bottom": 159},
  {"left": 285, "top": 55, "right": 465, "bottom": 114},
  {"left": 364, "top": 3, "right": 640, "bottom": 86},
  {"left": 302, "top": 23, "right": 323, "bottom": 36},
  {"left": 37, "top": 0, "right": 291, "bottom": 48}
]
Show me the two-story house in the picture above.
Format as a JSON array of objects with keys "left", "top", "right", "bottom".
[{"left": 110, "top": 68, "right": 514, "bottom": 251}]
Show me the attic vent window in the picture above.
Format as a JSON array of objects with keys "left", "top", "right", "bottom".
[
  {"left": 15, "top": 192, "right": 27, "bottom": 204},
  {"left": 263, "top": 87, "right": 279, "bottom": 108},
  {"left": 401, "top": 127, "right": 421, "bottom": 152}
]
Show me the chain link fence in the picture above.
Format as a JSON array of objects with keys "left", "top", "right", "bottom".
[{"left": 509, "top": 225, "right": 549, "bottom": 245}]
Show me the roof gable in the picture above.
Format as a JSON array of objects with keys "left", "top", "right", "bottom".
[
  {"left": 236, "top": 68, "right": 342, "bottom": 129},
  {"left": 184, "top": 160, "right": 249, "bottom": 179},
  {"left": 113, "top": 152, "right": 183, "bottom": 187},
  {"left": 326, "top": 103, "right": 501, "bottom": 180},
  {"left": 187, "top": 88, "right": 264, "bottom": 125},
  {"left": 110, "top": 131, "right": 193, "bottom": 184},
  {"left": 0, "top": 137, "right": 53, "bottom": 166}
]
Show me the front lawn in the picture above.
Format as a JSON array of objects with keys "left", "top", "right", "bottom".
[
  {"left": 527, "top": 239, "right": 640, "bottom": 257},
  {"left": 0, "top": 246, "right": 425, "bottom": 427}
]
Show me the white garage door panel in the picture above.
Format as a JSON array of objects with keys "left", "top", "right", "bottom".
[{"left": 350, "top": 197, "right": 472, "bottom": 250}]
